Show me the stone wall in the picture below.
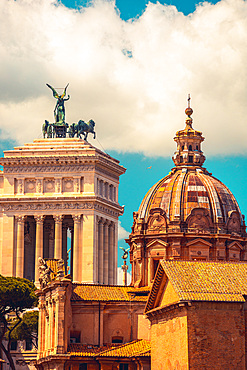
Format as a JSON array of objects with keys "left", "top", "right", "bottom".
[
  {"left": 187, "top": 302, "right": 245, "bottom": 370},
  {"left": 149, "top": 301, "right": 246, "bottom": 369},
  {"left": 150, "top": 306, "right": 189, "bottom": 370}
]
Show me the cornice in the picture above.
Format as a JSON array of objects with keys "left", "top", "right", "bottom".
[
  {"left": 0, "top": 196, "right": 124, "bottom": 217},
  {"left": 129, "top": 231, "right": 246, "bottom": 243},
  {"left": 145, "top": 301, "right": 188, "bottom": 320},
  {"left": 0, "top": 155, "right": 125, "bottom": 176}
]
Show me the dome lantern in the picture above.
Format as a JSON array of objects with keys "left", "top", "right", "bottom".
[{"left": 172, "top": 95, "right": 205, "bottom": 168}]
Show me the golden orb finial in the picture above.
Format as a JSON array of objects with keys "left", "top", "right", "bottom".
[{"left": 185, "top": 94, "right": 193, "bottom": 118}]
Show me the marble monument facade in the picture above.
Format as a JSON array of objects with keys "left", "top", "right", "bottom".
[{"left": 0, "top": 138, "right": 125, "bottom": 285}]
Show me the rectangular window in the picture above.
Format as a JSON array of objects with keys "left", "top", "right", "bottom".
[
  {"left": 25, "top": 339, "right": 32, "bottom": 351},
  {"left": 188, "top": 156, "right": 193, "bottom": 163},
  {"left": 120, "top": 364, "right": 128, "bottom": 370},
  {"left": 79, "top": 364, "right": 87, "bottom": 370}
]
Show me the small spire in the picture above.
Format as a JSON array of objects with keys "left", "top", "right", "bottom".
[{"left": 185, "top": 94, "right": 193, "bottom": 118}]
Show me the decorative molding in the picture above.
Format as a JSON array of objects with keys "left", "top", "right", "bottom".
[
  {"left": 36, "top": 179, "right": 42, "bottom": 193},
  {"left": 4, "top": 165, "right": 94, "bottom": 173},
  {"left": 18, "top": 179, "right": 24, "bottom": 194},
  {"left": 74, "top": 178, "right": 80, "bottom": 192},
  {"left": 1, "top": 201, "right": 122, "bottom": 217},
  {"left": 55, "top": 179, "right": 62, "bottom": 193}
]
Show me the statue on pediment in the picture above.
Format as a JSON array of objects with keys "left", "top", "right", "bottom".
[{"left": 46, "top": 83, "right": 70, "bottom": 124}]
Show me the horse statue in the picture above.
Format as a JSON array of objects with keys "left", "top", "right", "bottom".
[
  {"left": 77, "top": 119, "right": 96, "bottom": 140},
  {"left": 42, "top": 120, "right": 53, "bottom": 138},
  {"left": 68, "top": 122, "right": 77, "bottom": 138}
]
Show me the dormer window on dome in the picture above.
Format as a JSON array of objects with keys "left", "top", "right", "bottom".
[{"left": 172, "top": 95, "right": 205, "bottom": 168}]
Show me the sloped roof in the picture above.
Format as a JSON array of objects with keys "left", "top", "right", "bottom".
[
  {"left": 68, "top": 340, "right": 150, "bottom": 358},
  {"left": 145, "top": 260, "right": 247, "bottom": 313},
  {"left": 71, "top": 284, "right": 150, "bottom": 302}
]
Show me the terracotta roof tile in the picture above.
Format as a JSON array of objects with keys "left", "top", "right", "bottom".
[
  {"left": 67, "top": 340, "right": 151, "bottom": 358},
  {"left": 97, "top": 340, "right": 151, "bottom": 357},
  {"left": 68, "top": 343, "right": 118, "bottom": 357},
  {"left": 161, "top": 260, "right": 247, "bottom": 302},
  {"left": 71, "top": 284, "right": 150, "bottom": 302}
]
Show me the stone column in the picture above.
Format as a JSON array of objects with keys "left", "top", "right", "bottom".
[
  {"left": 54, "top": 215, "right": 64, "bottom": 259},
  {"left": 72, "top": 215, "right": 81, "bottom": 282},
  {"left": 98, "top": 219, "right": 104, "bottom": 284},
  {"left": 16, "top": 216, "right": 26, "bottom": 278},
  {"left": 34, "top": 215, "right": 45, "bottom": 284},
  {"left": 62, "top": 225, "right": 68, "bottom": 271},
  {"left": 103, "top": 221, "right": 109, "bottom": 284},
  {"left": 108, "top": 223, "right": 114, "bottom": 285}
]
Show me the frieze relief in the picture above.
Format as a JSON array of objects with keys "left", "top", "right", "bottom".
[
  {"left": 55, "top": 179, "right": 62, "bottom": 193},
  {"left": 18, "top": 179, "right": 24, "bottom": 194},
  {"left": 147, "top": 208, "right": 167, "bottom": 232},
  {"left": 44, "top": 178, "right": 55, "bottom": 193},
  {"left": 186, "top": 208, "right": 213, "bottom": 233},
  {"left": 25, "top": 179, "right": 36, "bottom": 193},
  {"left": 4, "top": 165, "right": 94, "bottom": 173},
  {"left": 227, "top": 211, "right": 241, "bottom": 234},
  {"left": 1, "top": 202, "right": 119, "bottom": 216},
  {"left": 74, "top": 178, "right": 80, "bottom": 192},
  {"left": 36, "top": 179, "right": 42, "bottom": 193},
  {"left": 63, "top": 178, "right": 74, "bottom": 192}
]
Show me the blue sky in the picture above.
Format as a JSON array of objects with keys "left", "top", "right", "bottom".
[
  {"left": 1, "top": 0, "right": 247, "bottom": 271},
  {"left": 61, "top": 0, "right": 247, "bottom": 267},
  {"left": 61, "top": 0, "right": 220, "bottom": 18}
]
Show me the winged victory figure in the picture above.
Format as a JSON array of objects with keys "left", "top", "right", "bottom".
[{"left": 46, "top": 83, "right": 70, "bottom": 124}]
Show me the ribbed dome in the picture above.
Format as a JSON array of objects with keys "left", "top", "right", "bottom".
[
  {"left": 127, "top": 97, "right": 247, "bottom": 288},
  {"left": 138, "top": 168, "right": 244, "bottom": 231}
]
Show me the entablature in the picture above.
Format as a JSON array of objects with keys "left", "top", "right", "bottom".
[{"left": 0, "top": 196, "right": 124, "bottom": 217}]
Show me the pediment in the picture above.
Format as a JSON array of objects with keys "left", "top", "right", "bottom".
[
  {"left": 147, "top": 239, "right": 168, "bottom": 249},
  {"left": 187, "top": 238, "right": 212, "bottom": 248},
  {"left": 228, "top": 241, "right": 243, "bottom": 250}
]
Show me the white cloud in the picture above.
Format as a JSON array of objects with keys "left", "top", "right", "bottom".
[
  {"left": 118, "top": 221, "right": 129, "bottom": 240},
  {"left": 117, "top": 266, "right": 132, "bottom": 286},
  {"left": 1, "top": 0, "right": 247, "bottom": 156}
]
